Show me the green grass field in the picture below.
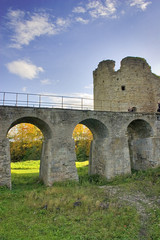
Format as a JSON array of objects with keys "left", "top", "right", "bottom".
[{"left": 0, "top": 160, "right": 160, "bottom": 240}]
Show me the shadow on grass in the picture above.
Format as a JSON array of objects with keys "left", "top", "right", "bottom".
[
  {"left": 12, "top": 167, "right": 38, "bottom": 170},
  {"left": 11, "top": 164, "right": 160, "bottom": 191},
  {"left": 11, "top": 165, "right": 108, "bottom": 190},
  {"left": 11, "top": 172, "right": 44, "bottom": 191}
]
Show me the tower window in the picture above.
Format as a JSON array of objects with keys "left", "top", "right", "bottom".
[{"left": 121, "top": 85, "right": 125, "bottom": 91}]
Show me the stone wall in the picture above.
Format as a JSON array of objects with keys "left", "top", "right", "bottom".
[{"left": 94, "top": 57, "right": 160, "bottom": 112}]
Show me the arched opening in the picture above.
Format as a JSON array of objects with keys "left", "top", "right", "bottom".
[
  {"left": 73, "top": 124, "right": 93, "bottom": 162},
  {"left": 73, "top": 124, "right": 93, "bottom": 177},
  {"left": 72, "top": 118, "right": 109, "bottom": 178},
  {"left": 7, "top": 123, "right": 43, "bottom": 186},
  {"left": 6, "top": 117, "right": 52, "bottom": 187},
  {"left": 127, "top": 119, "right": 153, "bottom": 171}
]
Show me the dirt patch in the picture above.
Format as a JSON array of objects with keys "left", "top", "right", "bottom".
[{"left": 99, "top": 185, "right": 160, "bottom": 240}]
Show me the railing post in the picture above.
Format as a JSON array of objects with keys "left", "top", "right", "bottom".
[
  {"left": 27, "top": 94, "right": 29, "bottom": 107},
  {"left": 62, "top": 96, "right": 64, "bottom": 108},
  {"left": 81, "top": 98, "right": 83, "bottom": 110},
  {"left": 3, "top": 92, "right": 5, "bottom": 105},
  {"left": 39, "top": 95, "right": 41, "bottom": 108},
  {"left": 16, "top": 93, "right": 18, "bottom": 106}
]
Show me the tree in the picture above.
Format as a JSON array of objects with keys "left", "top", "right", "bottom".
[
  {"left": 8, "top": 123, "right": 43, "bottom": 162},
  {"left": 73, "top": 124, "right": 93, "bottom": 161}
]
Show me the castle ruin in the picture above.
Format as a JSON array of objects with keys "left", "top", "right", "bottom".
[{"left": 94, "top": 56, "right": 160, "bottom": 113}]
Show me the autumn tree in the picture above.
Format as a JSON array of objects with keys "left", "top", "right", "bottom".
[
  {"left": 8, "top": 123, "right": 43, "bottom": 162},
  {"left": 8, "top": 123, "right": 92, "bottom": 162},
  {"left": 73, "top": 124, "right": 93, "bottom": 161}
]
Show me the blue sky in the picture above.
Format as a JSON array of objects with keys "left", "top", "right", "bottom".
[{"left": 0, "top": 0, "right": 160, "bottom": 100}]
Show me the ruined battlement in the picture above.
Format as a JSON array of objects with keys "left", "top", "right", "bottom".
[
  {"left": 94, "top": 60, "right": 115, "bottom": 73},
  {"left": 94, "top": 57, "right": 151, "bottom": 74},
  {"left": 120, "top": 56, "right": 151, "bottom": 71},
  {"left": 94, "top": 56, "right": 160, "bottom": 112}
]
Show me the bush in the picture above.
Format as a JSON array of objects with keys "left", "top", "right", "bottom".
[
  {"left": 10, "top": 141, "right": 42, "bottom": 162},
  {"left": 75, "top": 140, "right": 91, "bottom": 162}
]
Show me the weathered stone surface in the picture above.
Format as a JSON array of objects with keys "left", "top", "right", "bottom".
[
  {"left": 0, "top": 138, "right": 11, "bottom": 188},
  {"left": 94, "top": 57, "right": 160, "bottom": 112},
  {"left": 0, "top": 106, "right": 160, "bottom": 188}
]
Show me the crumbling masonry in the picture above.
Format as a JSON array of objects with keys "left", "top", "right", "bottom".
[{"left": 94, "top": 57, "right": 160, "bottom": 112}]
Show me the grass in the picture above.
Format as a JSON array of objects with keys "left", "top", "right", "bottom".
[{"left": 0, "top": 160, "right": 160, "bottom": 240}]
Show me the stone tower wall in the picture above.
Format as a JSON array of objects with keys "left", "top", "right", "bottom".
[{"left": 94, "top": 57, "right": 160, "bottom": 112}]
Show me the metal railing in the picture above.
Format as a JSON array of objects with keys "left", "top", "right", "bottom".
[{"left": 0, "top": 92, "right": 93, "bottom": 110}]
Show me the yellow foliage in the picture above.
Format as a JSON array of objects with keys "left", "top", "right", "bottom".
[
  {"left": 76, "top": 161, "right": 89, "bottom": 168},
  {"left": 73, "top": 124, "right": 93, "bottom": 161},
  {"left": 8, "top": 123, "right": 43, "bottom": 162},
  {"left": 73, "top": 124, "right": 93, "bottom": 141}
]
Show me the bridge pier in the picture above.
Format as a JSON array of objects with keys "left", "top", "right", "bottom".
[
  {"left": 39, "top": 138, "right": 53, "bottom": 186},
  {"left": 40, "top": 137, "right": 78, "bottom": 186},
  {"left": 129, "top": 137, "right": 160, "bottom": 170},
  {"left": 105, "top": 137, "right": 131, "bottom": 178},
  {"left": 89, "top": 138, "right": 108, "bottom": 176},
  {"left": 152, "top": 137, "right": 160, "bottom": 166},
  {"left": 0, "top": 138, "right": 11, "bottom": 189},
  {"left": 48, "top": 138, "right": 78, "bottom": 185},
  {"left": 89, "top": 137, "right": 131, "bottom": 179}
]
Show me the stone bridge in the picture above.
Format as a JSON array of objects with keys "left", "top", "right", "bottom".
[{"left": 0, "top": 106, "right": 160, "bottom": 188}]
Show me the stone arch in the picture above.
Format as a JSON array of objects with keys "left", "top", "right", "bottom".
[
  {"left": 127, "top": 119, "right": 153, "bottom": 139},
  {"left": 80, "top": 118, "right": 109, "bottom": 139},
  {"left": 73, "top": 118, "right": 109, "bottom": 176},
  {"left": 127, "top": 119, "right": 154, "bottom": 171},
  {"left": 7, "top": 116, "right": 53, "bottom": 187},
  {"left": 7, "top": 116, "right": 52, "bottom": 140}
]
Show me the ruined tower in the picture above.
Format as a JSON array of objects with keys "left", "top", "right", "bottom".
[{"left": 93, "top": 56, "right": 160, "bottom": 112}]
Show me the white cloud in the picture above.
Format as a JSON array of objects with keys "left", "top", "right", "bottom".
[
  {"left": 69, "top": 92, "right": 93, "bottom": 99},
  {"left": 6, "top": 1, "right": 149, "bottom": 49},
  {"left": 8, "top": 9, "right": 25, "bottom": 19},
  {"left": 7, "top": 9, "right": 72, "bottom": 48},
  {"left": 22, "top": 87, "right": 27, "bottom": 92},
  {"left": 130, "top": 0, "right": 152, "bottom": 11},
  {"left": 40, "top": 79, "right": 51, "bottom": 85},
  {"left": 56, "top": 17, "right": 70, "bottom": 27},
  {"left": 87, "top": 1, "right": 100, "bottom": 10},
  {"left": 75, "top": 17, "right": 89, "bottom": 24},
  {"left": 87, "top": 0, "right": 117, "bottom": 18},
  {"left": 6, "top": 60, "right": 44, "bottom": 79},
  {"left": 65, "top": 92, "right": 93, "bottom": 109},
  {"left": 72, "top": 6, "right": 86, "bottom": 13},
  {"left": 7, "top": 10, "right": 56, "bottom": 48},
  {"left": 40, "top": 92, "right": 93, "bottom": 109}
]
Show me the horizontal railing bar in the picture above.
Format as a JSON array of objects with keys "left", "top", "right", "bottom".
[
  {"left": 0, "top": 102, "right": 93, "bottom": 108},
  {"left": 0, "top": 91, "right": 93, "bottom": 101},
  {"left": 0, "top": 99, "right": 93, "bottom": 106}
]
